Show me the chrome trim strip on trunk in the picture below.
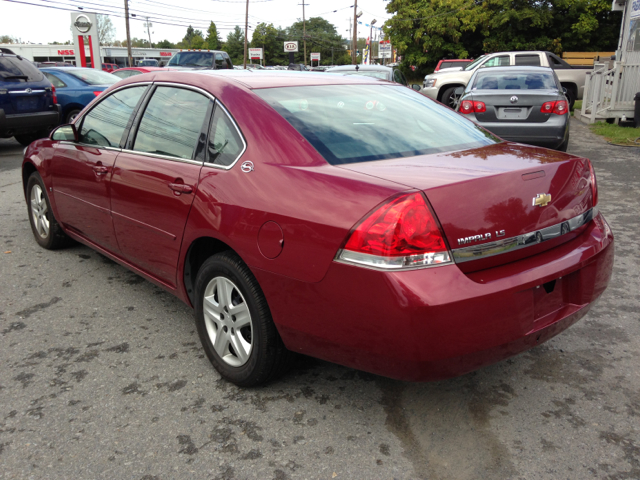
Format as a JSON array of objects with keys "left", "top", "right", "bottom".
[
  {"left": 451, "top": 207, "right": 597, "bottom": 264},
  {"left": 9, "top": 89, "right": 46, "bottom": 94}
]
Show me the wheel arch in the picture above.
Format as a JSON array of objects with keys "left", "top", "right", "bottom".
[
  {"left": 22, "top": 161, "right": 38, "bottom": 196},
  {"left": 183, "top": 236, "right": 240, "bottom": 306}
]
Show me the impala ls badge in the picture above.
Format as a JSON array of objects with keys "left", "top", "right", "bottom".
[
  {"left": 533, "top": 193, "right": 552, "bottom": 207},
  {"left": 510, "top": 95, "right": 518, "bottom": 103},
  {"left": 240, "top": 161, "right": 254, "bottom": 173}
]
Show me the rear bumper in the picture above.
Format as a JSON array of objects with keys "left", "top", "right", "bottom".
[
  {"left": 0, "top": 106, "right": 60, "bottom": 136},
  {"left": 466, "top": 116, "right": 569, "bottom": 149},
  {"left": 254, "top": 212, "right": 614, "bottom": 381}
]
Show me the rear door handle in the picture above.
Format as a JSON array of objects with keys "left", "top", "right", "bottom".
[
  {"left": 168, "top": 183, "right": 193, "bottom": 194},
  {"left": 92, "top": 165, "right": 109, "bottom": 175}
]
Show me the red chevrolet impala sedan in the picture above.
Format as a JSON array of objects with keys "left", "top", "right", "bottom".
[{"left": 22, "top": 70, "right": 613, "bottom": 386}]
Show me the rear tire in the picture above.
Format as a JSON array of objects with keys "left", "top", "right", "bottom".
[
  {"left": 66, "top": 109, "right": 81, "bottom": 124},
  {"left": 15, "top": 131, "right": 48, "bottom": 146},
  {"left": 563, "top": 86, "right": 576, "bottom": 110},
  {"left": 26, "top": 172, "right": 73, "bottom": 249},
  {"left": 194, "top": 251, "right": 294, "bottom": 387},
  {"left": 557, "top": 132, "right": 570, "bottom": 152}
]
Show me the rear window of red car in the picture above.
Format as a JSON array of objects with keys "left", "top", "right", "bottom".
[{"left": 256, "top": 84, "right": 499, "bottom": 165}]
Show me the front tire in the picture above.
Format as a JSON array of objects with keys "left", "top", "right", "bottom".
[
  {"left": 66, "top": 109, "right": 81, "bottom": 124},
  {"left": 440, "top": 86, "right": 462, "bottom": 110},
  {"left": 194, "top": 251, "right": 293, "bottom": 387},
  {"left": 26, "top": 172, "right": 73, "bottom": 249}
]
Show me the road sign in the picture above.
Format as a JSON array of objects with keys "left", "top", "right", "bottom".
[
  {"left": 249, "top": 48, "right": 263, "bottom": 60},
  {"left": 310, "top": 52, "right": 320, "bottom": 61},
  {"left": 284, "top": 41, "right": 299, "bottom": 53}
]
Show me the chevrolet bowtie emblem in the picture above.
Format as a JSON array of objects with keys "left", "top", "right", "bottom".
[{"left": 533, "top": 193, "right": 551, "bottom": 207}]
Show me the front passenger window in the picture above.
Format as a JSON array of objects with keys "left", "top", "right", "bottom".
[{"left": 79, "top": 86, "right": 147, "bottom": 147}]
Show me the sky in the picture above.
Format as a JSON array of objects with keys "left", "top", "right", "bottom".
[{"left": 0, "top": 0, "right": 393, "bottom": 45}]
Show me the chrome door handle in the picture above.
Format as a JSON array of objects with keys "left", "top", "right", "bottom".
[{"left": 92, "top": 165, "right": 109, "bottom": 175}]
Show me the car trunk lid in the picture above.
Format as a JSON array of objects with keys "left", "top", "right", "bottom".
[
  {"left": 339, "top": 143, "right": 595, "bottom": 272},
  {"left": 470, "top": 90, "right": 563, "bottom": 123}
]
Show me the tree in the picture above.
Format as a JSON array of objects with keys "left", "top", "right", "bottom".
[
  {"left": 0, "top": 35, "right": 19, "bottom": 44},
  {"left": 251, "top": 23, "right": 279, "bottom": 65},
  {"left": 97, "top": 14, "right": 116, "bottom": 46},
  {"left": 287, "top": 17, "right": 349, "bottom": 65},
  {"left": 206, "top": 22, "right": 221, "bottom": 50},
  {"left": 223, "top": 26, "right": 245, "bottom": 64},
  {"left": 156, "top": 39, "right": 175, "bottom": 49}
]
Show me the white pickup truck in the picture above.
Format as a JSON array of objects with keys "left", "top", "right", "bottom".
[{"left": 422, "top": 51, "right": 590, "bottom": 109}]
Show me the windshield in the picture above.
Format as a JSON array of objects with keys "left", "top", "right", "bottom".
[
  {"left": 256, "top": 84, "right": 499, "bottom": 165},
  {"left": 168, "top": 51, "right": 213, "bottom": 67},
  {"left": 472, "top": 72, "right": 559, "bottom": 90},
  {"left": 67, "top": 69, "right": 119, "bottom": 85},
  {"left": 463, "top": 55, "right": 486, "bottom": 71}
]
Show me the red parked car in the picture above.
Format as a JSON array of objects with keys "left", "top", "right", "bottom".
[
  {"left": 22, "top": 70, "right": 613, "bottom": 386},
  {"left": 434, "top": 58, "right": 473, "bottom": 72},
  {"left": 101, "top": 63, "right": 119, "bottom": 73}
]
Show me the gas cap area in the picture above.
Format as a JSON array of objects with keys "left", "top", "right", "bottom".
[{"left": 257, "top": 221, "right": 284, "bottom": 259}]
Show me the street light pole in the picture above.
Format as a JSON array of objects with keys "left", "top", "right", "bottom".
[
  {"left": 369, "top": 19, "right": 376, "bottom": 65},
  {"left": 299, "top": 2, "right": 309, "bottom": 66}
]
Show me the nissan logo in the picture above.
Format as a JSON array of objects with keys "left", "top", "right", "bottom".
[
  {"left": 74, "top": 14, "right": 92, "bottom": 34},
  {"left": 510, "top": 96, "right": 519, "bottom": 104}
]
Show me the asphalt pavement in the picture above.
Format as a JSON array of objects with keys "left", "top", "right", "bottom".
[{"left": 1, "top": 119, "right": 638, "bottom": 480}]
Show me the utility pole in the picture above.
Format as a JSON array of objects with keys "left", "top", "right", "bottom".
[
  {"left": 124, "top": 0, "right": 133, "bottom": 67},
  {"left": 243, "top": 0, "right": 249, "bottom": 68},
  {"left": 299, "top": 2, "right": 308, "bottom": 66},
  {"left": 352, "top": 0, "right": 357, "bottom": 64},
  {"left": 144, "top": 17, "right": 153, "bottom": 49},
  {"left": 368, "top": 19, "right": 376, "bottom": 65}
]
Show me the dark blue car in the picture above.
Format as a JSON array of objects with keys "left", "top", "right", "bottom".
[
  {"left": 40, "top": 67, "right": 119, "bottom": 124},
  {"left": 1, "top": 48, "right": 59, "bottom": 146}
]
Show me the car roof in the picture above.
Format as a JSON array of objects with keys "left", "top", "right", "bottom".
[
  {"left": 162, "top": 69, "right": 391, "bottom": 89},
  {"left": 117, "top": 67, "right": 167, "bottom": 72},
  {"left": 326, "top": 65, "right": 392, "bottom": 72},
  {"left": 473, "top": 66, "right": 554, "bottom": 74}
]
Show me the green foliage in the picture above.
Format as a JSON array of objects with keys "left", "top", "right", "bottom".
[
  {"left": 286, "top": 17, "right": 350, "bottom": 65},
  {"left": 1, "top": 35, "right": 20, "bottom": 44},
  {"left": 178, "top": 25, "right": 205, "bottom": 49},
  {"left": 206, "top": 22, "right": 221, "bottom": 50},
  {"left": 156, "top": 39, "right": 175, "bottom": 49},
  {"left": 251, "top": 23, "right": 280, "bottom": 64},
  {"left": 590, "top": 121, "right": 640, "bottom": 146},
  {"left": 223, "top": 26, "right": 246, "bottom": 65},
  {"left": 384, "top": 0, "right": 622, "bottom": 76}
]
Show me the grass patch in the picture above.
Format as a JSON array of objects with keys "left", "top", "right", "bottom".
[
  {"left": 570, "top": 100, "right": 582, "bottom": 116},
  {"left": 589, "top": 121, "right": 640, "bottom": 147}
]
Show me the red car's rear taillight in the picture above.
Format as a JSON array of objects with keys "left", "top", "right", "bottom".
[
  {"left": 541, "top": 100, "right": 568, "bottom": 115},
  {"left": 93, "top": 91, "right": 103, "bottom": 97},
  {"left": 52, "top": 85, "right": 58, "bottom": 104},
  {"left": 588, "top": 159, "right": 598, "bottom": 207},
  {"left": 337, "top": 192, "right": 452, "bottom": 269},
  {"left": 460, "top": 100, "right": 486, "bottom": 114}
]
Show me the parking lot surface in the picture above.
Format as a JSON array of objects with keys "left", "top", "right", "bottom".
[{"left": 1, "top": 119, "right": 638, "bottom": 479}]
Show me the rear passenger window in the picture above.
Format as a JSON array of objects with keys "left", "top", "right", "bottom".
[
  {"left": 515, "top": 55, "right": 541, "bottom": 66},
  {"left": 133, "top": 86, "right": 210, "bottom": 160},
  {"left": 393, "top": 69, "right": 407, "bottom": 85},
  {"left": 482, "top": 56, "right": 510, "bottom": 67},
  {"left": 79, "top": 86, "right": 147, "bottom": 147},
  {"left": 207, "top": 104, "right": 245, "bottom": 167},
  {"left": 43, "top": 72, "right": 66, "bottom": 88}
]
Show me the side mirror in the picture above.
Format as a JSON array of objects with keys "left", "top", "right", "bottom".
[
  {"left": 51, "top": 124, "right": 78, "bottom": 142},
  {"left": 411, "top": 84, "right": 422, "bottom": 91},
  {"left": 454, "top": 87, "right": 465, "bottom": 95}
]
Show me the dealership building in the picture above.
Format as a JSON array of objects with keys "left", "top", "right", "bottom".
[{"left": 0, "top": 43, "right": 179, "bottom": 67}]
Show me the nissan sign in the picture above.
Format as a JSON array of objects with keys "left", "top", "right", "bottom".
[
  {"left": 284, "top": 41, "right": 299, "bottom": 53},
  {"left": 73, "top": 14, "right": 92, "bottom": 34}
]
